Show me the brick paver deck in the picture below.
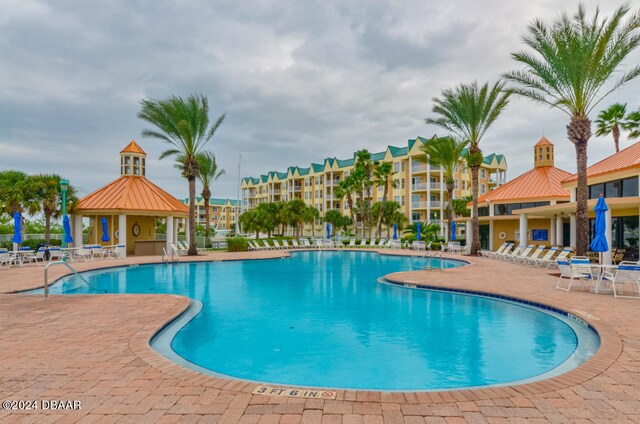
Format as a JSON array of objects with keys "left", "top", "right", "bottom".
[{"left": 1, "top": 250, "right": 639, "bottom": 423}]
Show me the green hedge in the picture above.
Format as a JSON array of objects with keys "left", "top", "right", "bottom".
[
  {"left": 227, "top": 237, "right": 249, "bottom": 252},
  {"left": 0, "top": 239, "right": 62, "bottom": 250}
]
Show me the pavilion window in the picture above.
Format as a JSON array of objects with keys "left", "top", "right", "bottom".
[
  {"left": 134, "top": 157, "right": 140, "bottom": 165},
  {"left": 124, "top": 156, "right": 130, "bottom": 164},
  {"left": 133, "top": 167, "right": 139, "bottom": 175},
  {"left": 478, "top": 206, "right": 489, "bottom": 217},
  {"left": 124, "top": 166, "right": 130, "bottom": 174}
]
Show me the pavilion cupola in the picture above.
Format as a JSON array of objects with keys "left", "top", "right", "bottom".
[
  {"left": 534, "top": 136, "right": 554, "bottom": 168},
  {"left": 120, "top": 140, "right": 147, "bottom": 177}
]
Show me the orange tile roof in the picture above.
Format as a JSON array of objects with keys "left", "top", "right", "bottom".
[
  {"left": 120, "top": 140, "right": 146, "bottom": 155},
  {"left": 563, "top": 140, "right": 640, "bottom": 183},
  {"left": 534, "top": 136, "right": 553, "bottom": 147},
  {"left": 77, "top": 176, "right": 188, "bottom": 215},
  {"left": 475, "top": 166, "right": 572, "bottom": 204}
]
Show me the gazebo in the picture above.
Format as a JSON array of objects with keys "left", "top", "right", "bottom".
[{"left": 72, "top": 141, "right": 188, "bottom": 256}]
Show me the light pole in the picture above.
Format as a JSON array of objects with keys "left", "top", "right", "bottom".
[{"left": 60, "top": 179, "right": 69, "bottom": 255}]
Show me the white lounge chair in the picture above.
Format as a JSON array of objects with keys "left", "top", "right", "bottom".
[
  {"left": 480, "top": 242, "right": 507, "bottom": 257},
  {"left": 601, "top": 262, "right": 640, "bottom": 299},
  {"left": 48, "top": 247, "right": 64, "bottom": 261},
  {"left": 0, "top": 249, "right": 17, "bottom": 268},
  {"left": 545, "top": 247, "right": 572, "bottom": 268},
  {"left": 532, "top": 246, "right": 558, "bottom": 267},
  {"left": 346, "top": 239, "right": 356, "bottom": 248},
  {"left": 486, "top": 242, "right": 512, "bottom": 259},
  {"left": 524, "top": 245, "right": 546, "bottom": 265},
  {"left": 497, "top": 244, "right": 519, "bottom": 260},
  {"left": 512, "top": 244, "right": 535, "bottom": 263},
  {"left": 24, "top": 248, "right": 47, "bottom": 266},
  {"left": 74, "top": 246, "right": 94, "bottom": 262}
]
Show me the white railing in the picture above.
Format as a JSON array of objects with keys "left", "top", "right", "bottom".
[
  {"left": 411, "top": 165, "right": 427, "bottom": 173},
  {"left": 412, "top": 183, "right": 427, "bottom": 191},
  {"left": 430, "top": 182, "right": 445, "bottom": 190},
  {"left": 411, "top": 201, "right": 448, "bottom": 209}
]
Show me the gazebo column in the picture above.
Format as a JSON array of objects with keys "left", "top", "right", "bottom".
[
  {"left": 550, "top": 218, "right": 556, "bottom": 246},
  {"left": 556, "top": 216, "right": 564, "bottom": 247},
  {"left": 570, "top": 213, "right": 576, "bottom": 248},
  {"left": 466, "top": 218, "right": 472, "bottom": 247},
  {"left": 519, "top": 213, "right": 527, "bottom": 250},
  {"left": 488, "top": 202, "right": 494, "bottom": 251},
  {"left": 73, "top": 215, "right": 83, "bottom": 247},
  {"left": 118, "top": 214, "right": 127, "bottom": 257},
  {"left": 174, "top": 218, "right": 179, "bottom": 246},
  {"left": 604, "top": 208, "right": 612, "bottom": 265},
  {"left": 166, "top": 216, "right": 174, "bottom": 252}
]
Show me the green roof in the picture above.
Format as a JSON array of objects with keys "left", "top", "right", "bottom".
[
  {"left": 311, "top": 163, "right": 324, "bottom": 172},
  {"left": 371, "top": 151, "right": 385, "bottom": 161},
  {"left": 277, "top": 171, "right": 288, "bottom": 179},
  {"left": 388, "top": 145, "right": 408, "bottom": 157},
  {"left": 297, "top": 167, "right": 310, "bottom": 176},
  {"left": 337, "top": 158, "right": 354, "bottom": 168}
]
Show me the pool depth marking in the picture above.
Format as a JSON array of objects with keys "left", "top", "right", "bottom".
[{"left": 252, "top": 386, "right": 337, "bottom": 399}]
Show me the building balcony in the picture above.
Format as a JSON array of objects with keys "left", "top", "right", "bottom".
[
  {"left": 293, "top": 185, "right": 302, "bottom": 192},
  {"left": 411, "top": 201, "right": 448, "bottom": 209},
  {"left": 412, "top": 182, "right": 445, "bottom": 191},
  {"left": 325, "top": 179, "right": 341, "bottom": 187}
]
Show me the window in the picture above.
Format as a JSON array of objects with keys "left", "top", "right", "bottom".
[
  {"left": 622, "top": 177, "right": 639, "bottom": 197},
  {"left": 124, "top": 166, "right": 130, "bottom": 174},
  {"left": 478, "top": 206, "right": 489, "bottom": 217},
  {"left": 134, "top": 157, "right": 140, "bottom": 165},
  {"left": 480, "top": 184, "right": 486, "bottom": 194},
  {"left": 124, "top": 156, "right": 130, "bottom": 164},
  {"left": 454, "top": 179, "right": 459, "bottom": 189},
  {"left": 401, "top": 179, "right": 405, "bottom": 189},
  {"left": 412, "top": 213, "right": 421, "bottom": 222},
  {"left": 401, "top": 162, "right": 405, "bottom": 172},
  {"left": 401, "top": 196, "right": 405, "bottom": 206},
  {"left": 589, "top": 177, "right": 639, "bottom": 198},
  {"left": 394, "top": 162, "right": 400, "bottom": 173},
  {"left": 394, "top": 195, "right": 400, "bottom": 203},
  {"left": 480, "top": 169, "right": 486, "bottom": 179},
  {"left": 462, "top": 180, "right": 466, "bottom": 190}
]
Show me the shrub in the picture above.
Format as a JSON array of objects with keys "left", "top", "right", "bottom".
[{"left": 227, "top": 237, "right": 249, "bottom": 252}]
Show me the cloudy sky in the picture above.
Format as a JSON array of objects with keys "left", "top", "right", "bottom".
[{"left": 1, "top": 0, "right": 639, "bottom": 200}]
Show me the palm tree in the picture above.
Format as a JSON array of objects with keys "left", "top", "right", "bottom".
[
  {"left": 595, "top": 103, "right": 629, "bottom": 152},
  {"left": 626, "top": 110, "right": 640, "bottom": 139},
  {"left": 426, "top": 81, "right": 510, "bottom": 254},
  {"left": 32, "top": 174, "right": 78, "bottom": 243},
  {"left": 196, "top": 152, "right": 225, "bottom": 248},
  {"left": 302, "top": 205, "right": 320, "bottom": 238},
  {"left": 334, "top": 176, "right": 356, "bottom": 231},
  {"left": 0, "top": 171, "right": 40, "bottom": 217},
  {"left": 239, "top": 210, "right": 261, "bottom": 239},
  {"left": 420, "top": 136, "right": 469, "bottom": 242},
  {"left": 354, "top": 150, "right": 373, "bottom": 239},
  {"left": 285, "top": 199, "right": 307, "bottom": 238},
  {"left": 138, "top": 93, "right": 225, "bottom": 255},
  {"left": 504, "top": 4, "right": 640, "bottom": 255},
  {"left": 452, "top": 196, "right": 472, "bottom": 218},
  {"left": 372, "top": 161, "right": 395, "bottom": 239}
]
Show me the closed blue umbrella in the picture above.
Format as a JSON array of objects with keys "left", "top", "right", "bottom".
[
  {"left": 63, "top": 215, "right": 73, "bottom": 243},
  {"left": 393, "top": 223, "right": 398, "bottom": 240},
  {"left": 101, "top": 216, "right": 110, "bottom": 242},
  {"left": 451, "top": 221, "right": 457, "bottom": 241},
  {"left": 416, "top": 222, "right": 422, "bottom": 240},
  {"left": 326, "top": 223, "right": 331, "bottom": 239},
  {"left": 589, "top": 196, "right": 609, "bottom": 255},
  {"left": 12, "top": 212, "right": 22, "bottom": 244}
]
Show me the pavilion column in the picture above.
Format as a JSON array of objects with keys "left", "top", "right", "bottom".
[
  {"left": 466, "top": 218, "right": 472, "bottom": 247},
  {"left": 556, "top": 216, "right": 564, "bottom": 247},
  {"left": 550, "top": 218, "right": 556, "bottom": 246},
  {"left": 570, "top": 213, "right": 576, "bottom": 249},
  {"left": 173, "top": 217, "right": 179, "bottom": 246},
  {"left": 439, "top": 168, "right": 444, "bottom": 237},
  {"left": 604, "top": 208, "right": 612, "bottom": 265},
  {"left": 166, "top": 216, "right": 174, "bottom": 252},
  {"left": 489, "top": 220, "right": 494, "bottom": 251},
  {"left": 118, "top": 214, "right": 127, "bottom": 257},
  {"left": 73, "top": 215, "right": 83, "bottom": 247},
  {"left": 426, "top": 155, "right": 431, "bottom": 223},
  {"left": 519, "top": 213, "right": 528, "bottom": 250}
]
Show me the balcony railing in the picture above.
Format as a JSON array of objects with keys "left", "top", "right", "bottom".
[
  {"left": 412, "top": 182, "right": 445, "bottom": 191},
  {"left": 411, "top": 164, "right": 442, "bottom": 173},
  {"left": 293, "top": 185, "right": 302, "bottom": 192},
  {"left": 325, "top": 179, "right": 341, "bottom": 187},
  {"left": 411, "top": 201, "right": 448, "bottom": 209}
]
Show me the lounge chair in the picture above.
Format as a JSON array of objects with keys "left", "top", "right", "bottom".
[
  {"left": 74, "top": 246, "right": 94, "bottom": 262},
  {"left": 290, "top": 239, "right": 301, "bottom": 249},
  {"left": 170, "top": 243, "right": 187, "bottom": 256},
  {"left": 24, "top": 248, "right": 47, "bottom": 266},
  {"left": 486, "top": 242, "right": 512, "bottom": 259},
  {"left": 480, "top": 242, "right": 507, "bottom": 257},
  {"left": 301, "top": 239, "right": 312, "bottom": 248},
  {"left": 377, "top": 239, "right": 386, "bottom": 248},
  {"left": 247, "top": 241, "right": 258, "bottom": 251},
  {"left": 532, "top": 246, "right": 558, "bottom": 267},
  {"left": 547, "top": 247, "right": 572, "bottom": 268},
  {"left": 524, "top": 245, "right": 546, "bottom": 265},
  {"left": 346, "top": 239, "right": 356, "bottom": 248},
  {"left": 511, "top": 244, "right": 535, "bottom": 263},
  {"left": 556, "top": 257, "right": 594, "bottom": 292},
  {"left": 496, "top": 244, "right": 519, "bottom": 260},
  {"left": 390, "top": 240, "right": 402, "bottom": 249},
  {"left": 602, "top": 262, "right": 640, "bottom": 299},
  {"left": 272, "top": 240, "right": 284, "bottom": 250}
]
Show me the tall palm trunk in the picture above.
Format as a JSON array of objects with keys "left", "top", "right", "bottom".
[
  {"left": 613, "top": 123, "right": 620, "bottom": 153},
  {"left": 446, "top": 181, "right": 454, "bottom": 241},
  {"left": 358, "top": 190, "right": 365, "bottom": 239},
  {"left": 375, "top": 185, "right": 389, "bottom": 239},
  {"left": 44, "top": 211, "right": 51, "bottom": 243},
  {"left": 187, "top": 177, "right": 198, "bottom": 255},
  {"left": 470, "top": 166, "right": 480, "bottom": 254},
  {"left": 568, "top": 115, "right": 591, "bottom": 256},
  {"left": 346, "top": 193, "right": 355, "bottom": 233},
  {"left": 203, "top": 194, "right": 211, "bottom": 249}
]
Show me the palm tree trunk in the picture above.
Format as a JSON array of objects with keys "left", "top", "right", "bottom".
[
  {"left": 470, "top": 167, "right": 480, "bottom": 255},
  {"left": 446, "top": 185, "right": 454, "bottom": 241},
  {"left": 375, "top": 186, "right": 389, "bottom": 239},
  {"left": 347, "top": 193, "right": 356, "bottom": 233},
  {"left": 187, "top": 177, "right": 198, "bottom": 255},
  {"left": 44, "top": 211, "right": 51, "bottom": 243},
  {"left": 204, "top": 195, "right": 211, "bottom": 249},
  {"left": 613, "top": 124, "right": 620, "bottom": 153},
  {"left": 568, "top": 115, "right": 591, "bottom": 256}
]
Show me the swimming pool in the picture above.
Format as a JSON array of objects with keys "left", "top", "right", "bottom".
[{"left": 46, "top": 251, "right": 599, "bottom": 391}]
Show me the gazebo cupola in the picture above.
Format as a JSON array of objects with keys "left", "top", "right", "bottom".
[
  {"left": 120, "top": 140, "right": 147, "bottom": 177},
  {"left": 534, "top": 136, "right": 555, "bottom": 168}
]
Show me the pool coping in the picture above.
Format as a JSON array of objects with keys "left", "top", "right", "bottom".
[{"left": 8, "top": 249, "right": 622, "bottom": 402}]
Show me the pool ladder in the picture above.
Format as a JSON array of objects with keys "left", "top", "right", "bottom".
[
  {"left": 162, "top": 247, "right": 180, "bottom": 263},
  {"left": 43, "top": 260, "right": 90, "bottom": 298},
  {"left": 414, "top": 251, "right": 443, "bottom": 271}
]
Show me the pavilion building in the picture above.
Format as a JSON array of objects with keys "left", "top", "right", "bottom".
[{"left": 73, "top": 141, "right": 188, "bottom": 256}]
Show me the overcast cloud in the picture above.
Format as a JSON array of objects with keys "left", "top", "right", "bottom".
[{"left": 1, "top": 0, "right": 639, "bottom": 200}]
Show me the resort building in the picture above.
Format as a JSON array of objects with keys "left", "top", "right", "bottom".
[
  {"left": 73, "top": 141, "right": 188, "bottom": 256},
  {"left": 241, "top": 136, "right": 507, "bottom": 237},
  {"left": 470, "top": 137, "right": 572, "bottom": 251},
  {"left": 180, "top": 197, "right": 241, "bottom": 232},
  {"left": 473, "top": 137, "right": 640, "bottom": 263},
  {"left": 514, "top": 140, "right": 640, "bottom": 263}
]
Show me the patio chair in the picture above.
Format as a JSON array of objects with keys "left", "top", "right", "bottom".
[
  {"left": 48, "top": 247, "right": 64, "bottom": 261},
  {"left": 301, "top": 239, "right": 312, "bottom": 248},
  {"left": 556, "top": 256, "right": 595, "bottom": 292},
  {"left": 170, "top": 243, "right": 187, "bottom": 256},
  {"left": 377, "top": 239, "right": 386, "bottom": 248},
  {"left": 346, "top": 239, "right": 356, "bottom": 248},
  {"left": 601, "top": 262, "right": 640, "bottom": 299},
  {"left": 23, "top": 248, "right": 47, "bottom": 266},
  {"left": 524, "top": 245, "right": 546, "bottom": 265},
  {"left": 390, "top": 240, "right": 402, "bottom": 249},
  {"left": 74, "top": 246, "right": 94, "bottom": 262},
  {"left": 547, "top": 247, "right": 573, "bottom": 268},
  {"left": 272, "top": 240, "right": 284, "bottom": 250},
  {"left": 247, "top": 241, "right": 257, "bottom": 251},
  {"left": 115, "top": 245, "right": 126, "bottom": 258},
  {"left": 479, "top": 242, "right": 507, "bottom": 257},
  {"left": 290, "top": 239, "right": 301, "bottom": 249},
  {"left": 0, "top": 249, "right": 17, "bottom": 268}
]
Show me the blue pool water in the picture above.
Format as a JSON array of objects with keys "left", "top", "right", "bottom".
[{"left": 47, "top": 251, "right": 598, "bottom": 390}]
